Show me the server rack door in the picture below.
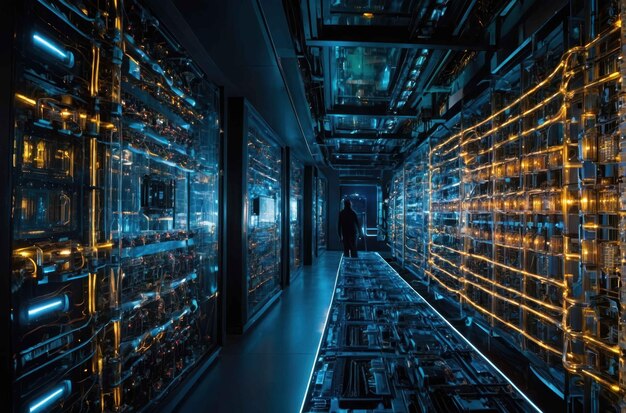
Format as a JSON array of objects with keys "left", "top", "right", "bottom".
[
  {"left": 289, "top": 156, "right": 304, "bottom": 279},
  {"left": 8, "top": 1, "right": 222, "bottom": 411},
  {"left": 316, "top": 175, "right": 328, "bottom": 254},
  {"left": 226, "top": 98, "right": 284, "bottom": 334}
]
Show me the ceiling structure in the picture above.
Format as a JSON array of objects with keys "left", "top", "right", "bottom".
[
  {"left": 283, "top": 0, "right": 510, "bottom": 179},
  {"left": 151, "top": 0, "right": 324, "bottom": 165},
  {"left": 158, "top": 0, "right": 554, "bottom": 182}
]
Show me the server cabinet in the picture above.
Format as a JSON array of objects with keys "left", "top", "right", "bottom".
[
  {"left": 7, "top": 1, "right": 221, "bottom": 411},
  {"left": 402, "top": 142, "right": 430, "bottom": 278},
  {"left": 316, "top": 175, "right": 328, "bottom": 255},
  {"left": 394, "top": 7, "right": 626, "bottom": 409},
  {"left": 387, "top": 170, "right": 406, "bottom": 264},
  {"left": 303, "top": 165, "right": 316, "bottom": 265},
  {"left": 226, "top": 98, "right": 283, "bottom": 334},
  {"left": 289, "top": 157, "right": 304, "bottom": 279}
]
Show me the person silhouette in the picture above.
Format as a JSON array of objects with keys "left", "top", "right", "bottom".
[{"left": 338, "top": 199, "right": 362, "bottom": 258}]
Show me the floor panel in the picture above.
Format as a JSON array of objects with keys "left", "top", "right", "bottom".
[{"left": 175, "top": 252, "right": 341, "bottom": 413}]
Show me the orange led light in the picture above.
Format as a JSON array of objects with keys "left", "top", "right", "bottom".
[
  {"left": 417, "top": 23, "right": 625, "bottom": 397},
  {"left": 15, "top": 93, "right": 36, "bottom": 106}
]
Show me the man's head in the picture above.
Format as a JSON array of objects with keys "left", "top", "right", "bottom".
[{"left": 344, "top": 199, "right": 351, "bottom": 209}]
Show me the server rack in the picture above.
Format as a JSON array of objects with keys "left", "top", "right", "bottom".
[
  {"left": 6, "top": 1, "right": 222, "bottom": 411},
  {"left": 290, "top": 157, "right": 304, "bottom": 279},
  {"left": 390, "top": 6, "right": 626, "bottom": 409},
  {"left": 388, "top": 169, "right": 406, "bottom": 264},
  {"left": 316, "top": 174, "right": 328, "bottom": 255},
  {"left": 403, "top": 142, "right": 430, "bottom": 278},
  {"left": 303, "top": 165, "right": 317, "bottom": 265},
  {"left": 226, "top": 98, "right": 283, "bottom": 334}
]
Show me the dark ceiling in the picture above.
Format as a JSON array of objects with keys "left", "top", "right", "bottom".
[
  {"left": 284, "top": 0, "right": 512, "bottom": 179},
  {"left": 151, "top": 0, "right": 533, "bottom": 180}
]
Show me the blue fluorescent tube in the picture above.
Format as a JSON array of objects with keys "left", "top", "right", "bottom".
[
  {"left": 27, "top": 295, "right": 69, "bottom": 321},
  {"left": 32, "top": 33, "right": 74, "bottom": 67},
  {"left": 29, "top": 381, "right": 71, "bottom": 413}
]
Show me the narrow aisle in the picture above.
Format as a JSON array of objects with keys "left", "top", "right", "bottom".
[{"left": 176, "top": 252, "right": 342, "bottom": 413}]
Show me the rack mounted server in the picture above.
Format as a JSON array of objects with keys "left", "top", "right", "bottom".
[
  {"left": 389, "top": 3, "right": 626, "bottom": 410},
  {"left": 6, "top": 1, "right": 221, "bottom": 411}
]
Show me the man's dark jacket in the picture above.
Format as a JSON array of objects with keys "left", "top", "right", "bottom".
[{"left": 338, "top": 208, "right": 360, "bottom": 240}]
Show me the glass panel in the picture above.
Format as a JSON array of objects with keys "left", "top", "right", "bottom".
[
  {"left": 331, "top": 115, "right": 401, "bottom": 135},
  {"left": 317, "top": 177, "right": 328, "bottom": 251},
  {"left": 10, "top": 6, "right": 104, "bottom": 410},
  {"left": 247, "top": 117, "right": 282, "bottom": 315},
  {"left": 290, "top": 159, "right": 304, "bottom": 273},
  {"left": 9, "top": 2, "right": 221, "bottom": 411},
  {"left": 109, "top": 7, "right": 222, "bottom": 409},
  {"left": 334, "top": 46, "right": 401, "bottom": 106}
]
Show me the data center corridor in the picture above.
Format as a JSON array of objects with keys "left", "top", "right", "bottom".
[
  {"left": 175, "top": 253, "right": 341, "bottom": 413},
  {"left": 5, "top": 0, "right": 626, "bottom": 412}
]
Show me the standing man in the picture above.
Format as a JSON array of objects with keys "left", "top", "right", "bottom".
[{"left": 338, "top": 199, "right": 362, "bottom": 258}]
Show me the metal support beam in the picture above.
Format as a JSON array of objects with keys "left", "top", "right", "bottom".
[
  {"left": 323, "top": 131, "right": 413, "bottom": 140},
  {"left": 327, "top": 109, "right": 416, "bottom": 119},
  {"left": 307, "top": 26, "right": 489, "bottom": 51},
  {"left": 330, "top": 160, "right": 397, "bottom": 167},
  {"left": 332, "top": 152, "right": 398, "bottom": 157}
]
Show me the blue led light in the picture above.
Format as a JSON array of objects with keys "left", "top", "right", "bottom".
[
  {"left": 171, "top": 86, "right": 196, "bottom": 107},
  {"left": 169, "top": 277, "right": 187, "bottom": 289},
  {"left": 29, "top": 381, "right": 71, "bottom": 413},
  {"left": 42, "top": 265, "right": 56, "bottom": 274},
  {"left": 145, "top": 130, "right": 170, "bottom": 146},
  {"left": 33, "top": 34, "right": 67, "bottom": 59},
  {"left": 171, "top": 86, "right": 184, "bottom": 98},
  {"left": 169, "top": 272, "right": 198, "bottom": 290},
  {"left": 128, "top": 122, "right": 145, "bottom": 132},
  {"left": 28, "top": 296, "right": 68, "bottom": 320}
]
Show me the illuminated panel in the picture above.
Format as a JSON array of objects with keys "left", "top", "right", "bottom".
[{"left": 394, "top": 16, "right": 624, "bottom": 407}]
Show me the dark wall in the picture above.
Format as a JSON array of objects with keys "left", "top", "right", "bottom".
[{"left": 340, "top": 185, "right": 379, "bottom": 230}]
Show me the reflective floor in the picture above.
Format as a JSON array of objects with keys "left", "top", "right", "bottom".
[{"left": 176, "top": 252, "right": 341, "bottom": 413}]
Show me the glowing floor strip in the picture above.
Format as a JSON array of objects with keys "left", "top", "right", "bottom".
[
  {"left": 299, "top": 254, "right": 343, "bottom": 413},
  {"left": 376, "top": 252, "right": 543, "bottom": 413}
]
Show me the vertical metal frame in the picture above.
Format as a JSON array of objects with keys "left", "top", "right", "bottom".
[
  {"left": 282, "top": 147, "right": 291, "bottom": 287},
  {"left": 226, "top": 97, "right": 284, "bottom": 334},
  {"left": 0, "top": 0, "right": 17, "bottom": 410},
  {"left": 303, "top": 165, "right": 315, "bottom": 265},
  {"left": 225, "top": 97, "right": 249, "bottom": 333},
  {"left": 217, "top": 86, "right": 226, "bottom": 346}
]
